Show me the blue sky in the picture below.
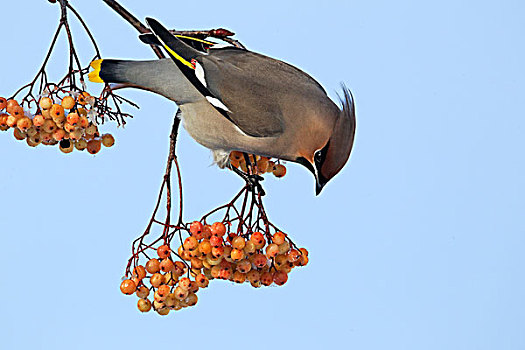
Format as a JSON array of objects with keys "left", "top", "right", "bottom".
[{"left": 1, "top": 1, "right": 524, "bottom": 349}]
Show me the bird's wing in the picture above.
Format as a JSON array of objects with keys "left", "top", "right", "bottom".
[
  {"left": 145, "top": 18, "right": 329, "bottom": 138},
  {"left": 199, "top": 48, "right": 333, "bottom": 137}
]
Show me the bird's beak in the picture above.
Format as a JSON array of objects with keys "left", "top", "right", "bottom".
[{"left": 315, "top": 173, "right": 328, "bottom": 196}]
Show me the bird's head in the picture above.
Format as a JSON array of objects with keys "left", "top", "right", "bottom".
[{"left": 296, "top": 86, "right": 356, "bottom": 195}]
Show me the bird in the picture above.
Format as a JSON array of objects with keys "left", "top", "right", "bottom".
[{"left": 89, "top": 17, "right": 356, "bottom": 195}]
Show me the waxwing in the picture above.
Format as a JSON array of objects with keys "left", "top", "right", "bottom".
[{"left": 89, "top": 18, "right": 356, "bottom": 195}]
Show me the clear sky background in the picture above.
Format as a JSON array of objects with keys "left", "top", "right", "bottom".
[{"left": 1, "top": 0, "right": 524, "bottom": 349}]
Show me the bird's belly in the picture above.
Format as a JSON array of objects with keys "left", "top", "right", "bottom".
[{"left": 179, "top": 100, "right": 289, "bottom": 159}]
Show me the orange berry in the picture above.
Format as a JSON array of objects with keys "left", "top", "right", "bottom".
[
  {"left": 52, "top": 129, "right": 66, "bottom": 141},
  {"left": 195, "top": 273, "right": 209, "bottom": 288},
  {"left": 266, "top": 161, "right": 276, "bottom": 173},
  {"left": 136, "top": 286, "right": 149, "bottom": 299},
  {"left": 253, "top": 253, "right": 268, "bottom": 269},
  {"left": 299, "top": 248, "right": 309, "bottom": 257},
  {"left": 274, "top": 254, "right": 289, "bottom": 269},
  {"left": 229, "top": 151, "right": 244, "bottom": 162},
  {"left": 69, "top": 129, "right": 82, "bottom": 141},
  {"left": 64, "top": 123, "right": 76, "bottom": 133},
  {"left": 0, "top": 97, "right": 6, "bottom": 110},
  {"left": 183, "top": 236, "right": 198, "bottom": 251},
  {"left": 133, "top": 265, "right": 147, "bottom": 280},
  {"left": 13, "top": 128, "right": 26, "bottom": 141},
  {"left": 146, "top": 258, "right": 160, "bottom": 274},
  {"left": 287, "top": 249, "right": 301, "bottom": 263},
  {"left": 32, "top": 114, "right": 45, "bottom": 127},
  {"left": 87, "top": 139, "right": 101, "bottom": 154},
  {"left": 165, "top": 293, "right": 179, "bottom": 308},
  {"left": 27, "top": 134, "right": 42, "bottom": 147},
  {"left": 39, "top": 97, "right": 52, "bottom": 110},
  {"left": 78, "top": 92, "right": 92, "bottom": 105},
  {"left": 256, "top": 157, "right": 270, "bottom": 173},
  {"left": 85, "top": 123, "right": 98, "bottom": 135},
  {"left": 41, "top": 109, "right": 51, "bottom": 119},
  {"left": 209, "top": 235, "right": 223, "bottom": 248},
  {"left": 66, "top": 112, "right": 80, "bottom": 125},
  {"left": 190, "top": 257, "right": 204, "bottom": 270},
  {"left": 16, "top": 117, "right": 32, "bottom": 132},
  {"left": 210, "top": 222, "right": 226, "bottom": 237},
  {"left": 266, "top": 243, "right": 279, "bottom": 258},
  {"left": 0, "top": 115, "right": 8, "bottom": 130},
  {"left": 273, "top": 271, "right": 288, "bottom": 286},
  {"left": 102, "top": 133, "right": 115, "bottom": 147},
  {"left": 230, "top": 248, "right": 244, "bottom": 261},
  {"left": 150, "top": 273, "right": 164, "bottom": 288},
  {"left": 157, "top": 285, "right": 170, "bottom": 298},
  {"left": 75, "top": 139, "right": 88, "bottom": 151},
  {"left": 212, "top": 246, "right": 224, "bottom": 258},
  {"left": 231, "top": 236, "right": 246, "bottom": 250},
  {"left": 10, "top": 105, "right": 24, "bottom": 119},
  {"left": 272, "top": 232, "right": 286, "bottom": 245},
  {"left": 61, "top": 96, "right": 76, "bottom": 109},
  {"left": 198, "top": 240, "right": 212, "bottom": 255},
  {"left": 250, "top": 232, "right": 265, "bottom": 246},
  {"left": 243, "top": 241, "right": 256, "bottom": 255},
  {"left": 157, "top": 245, "right": 171, "bottom": 259},
  {"left": 232, "top": 271, "right": 246, "bottom": 283},
  {"left": 42, "top": 119, "right": 57, "bottom": 134},
  {"left": 120, "top": 279, "right": 137, "bottom": 295},
  {"left": 278, "top": 241, "right": 291, "bottom": 255},
  {"left": 260, "top": 271, "right": 274, "bottom": 286},
  {"left": 50, "top": 104, "right": 65, "bottom": 119},
  {"left": 273, "top": 164, "right": 287, "bottom": 178},
  {"left": 137, "top": 298, "right": 152, "bottom": 312},
  {"left": 189, "top": 221, "right": 203, "bottom": 236},
  {"left": 296, "top": 254, "right": 309, "bottom": 267},
  {"left": 247, "top": 270, "right": 261, "bottom": 284},
  {"left": 40, "top": 132, "right": 54, "bottom": 144},
  {"left": 184, "top": 293, "right": 198, "bottom": 307},
  {"left": 202, "top": 225, "right": 212, "bottom": 239},
  {"left": 6, "top": 99, "right": 19, "bottom": 114},
  {"left": 236, "top": 259, "right": 252, "bottom": 273},
  {"left": 174, "top": 286, "right": 188, "bottom": 301},
  {"left": 59, "top": 139, "right": 74, "bottom": 153},
  {"left": 6, "top": 115, "right": 18, "bottom": 128},
  {"left": 79, "top": 116, "right": 89, "bottom": 128},
  {"left": 160, "top": 258, "right": 175, "bottom": 273},
  {"left": 178, "top": 277, "right": 191, "bottom": 290}
]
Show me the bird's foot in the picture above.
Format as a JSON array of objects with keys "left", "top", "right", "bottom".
[{"left": 230, "top": 165, "right": 266, "bottom": 196}]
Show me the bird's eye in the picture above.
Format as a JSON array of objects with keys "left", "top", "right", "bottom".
[{"left": 314, "top": 150, "right": 322, "bottom": 164}]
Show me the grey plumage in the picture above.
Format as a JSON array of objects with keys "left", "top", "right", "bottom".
[{"left": 90, "top": 17, "right": 356, "bottom": 194}]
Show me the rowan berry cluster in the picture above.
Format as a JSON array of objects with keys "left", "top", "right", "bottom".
[
  {"left": 120, "top": 244, "right": 205, "bottom": 316},
  {"left": 121, "top": 221, "right": 308, "bottom": 315},
  {"left": 181, "top": 221, "right": 308, "bottom": 287},
  {"left": 229, "top": 151, "right": 287, "bottom": 178},
  {"left": 0, "top": 95, "right": 114, "bottom": 154}
]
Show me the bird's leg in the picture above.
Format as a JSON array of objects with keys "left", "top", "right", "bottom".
[{"left": 229, "top": 153, "right": 265, "bottom": 196}]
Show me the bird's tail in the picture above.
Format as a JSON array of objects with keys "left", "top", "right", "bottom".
[
  {"left": 89, "top": 59, "right": 151, "bottom": 85},
  {"left": 88, "top": 58, "right": 203, "bottom": 104}
]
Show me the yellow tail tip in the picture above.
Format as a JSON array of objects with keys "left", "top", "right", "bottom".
[{"left": 88, "top": 59, "right": 104, "bottom": 83}]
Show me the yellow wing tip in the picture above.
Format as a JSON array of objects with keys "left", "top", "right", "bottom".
[{"left": 88, "top": 59, "right": 104, "bottom": 83}]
